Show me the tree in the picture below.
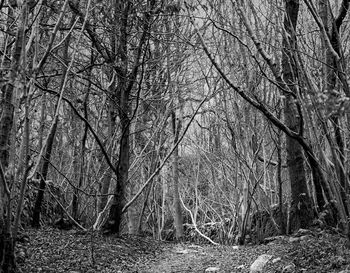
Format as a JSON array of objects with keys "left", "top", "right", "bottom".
[
  {"left": 282, "top": 0, "right": 314, "bottom": 229},
  {"left": 31, "top": 24, "right": 73, "bottom": 227},
  {"left": 317, "top": 0, "right": 350, "bottom": 232},
  {"left": 0, "top": 1, "right": 29, "bottom": 271},
  {"left": 185, "top": 0, "right": 339, "bottom": 236}
]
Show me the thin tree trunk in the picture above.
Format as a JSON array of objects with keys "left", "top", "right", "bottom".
[
  {"left": 172, "top": 111, "right": 184, "bottom": 240},
  {"left": 0, "top": 2, "right": 28, "bottom": 271},
  {"left": 99, "top": 69, "right": 116, "bottom": 213},
  {"left": 71, "top": 110, "right": 80, "bottom": 221},
  {"left": 31, "top": 20, "right": 72, "bottom": 226},
  {"left": 318, "top": 0, "right": 350, "bottom": 234},
  {"left": 108, "top": 116, "right": 130, "bottom": 234},
  {"left": 77, "top": 88, "right": 90, "bottom": 218},
  {"left": 277, "top": 132, "right": 285, "bottom": 234},
  {"left": 13, "top": 83, "right": 30, "bottom": 239},
  {"left": 31, "top": 118, "right": 59, "bottom": 227}
]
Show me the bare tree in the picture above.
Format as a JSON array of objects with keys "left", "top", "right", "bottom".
[
  {"left": 0, "top": 1, "right": 29, "bottom": 271},
  {"left": 282, "top": 0, "right": 314, "bottom": 229}
]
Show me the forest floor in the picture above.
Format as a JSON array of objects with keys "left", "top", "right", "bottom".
[{"left": 16, "top": 227, "right": 350, "bottom": 273}]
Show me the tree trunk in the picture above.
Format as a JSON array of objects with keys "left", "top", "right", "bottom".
[
  {"left": 276, "top": 132, "right": 286, "bottom": 234},
  {"left": 31, "top": 22, "right": 71, "bottom": 226},
  {"left": 318, "top": 0, "right": 350, "bottom": 234},
  {"left": 103, "top": 0, "right": 154, "bottom": 234},
  {"left": 77, "top": 88, "right": 90, "bottom": 216},
  {"left": 105, "top": 1, "right": 130, "bottom": 234},
  {"left": 0, "top": 2, "right": 28, "bottom": 271},
  {"left": 99, "top": 69, "right": 116, "bottom": 213},
  {"left": 108, "top": 115, "right": 130, "bottom": 234},
  {"left": 71, "top": 85, "right": 89, "bottom": 222},
  {"left": 319, "top": 0, "right": 349, "bottom": 217},
  {"left": 172, "top": 111, "right": 184, "bottom": 240},
  {"left": 71, "top": 112, "right": 80, "bottom": 221},
  {"left": 31, "top": 118, "right": 59, "bottom": 227},
  {"left": 282, "top": 0, "right": 314, "bottom": 230}
]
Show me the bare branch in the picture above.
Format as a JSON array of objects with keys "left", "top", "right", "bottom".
[
  {"left": 122, "top": 87, "right": 210, "bottom": 213},
  {"left": 302, "top": 0, "right": 341, "bottom": 60},
  {"left": 335, "top": 0, "right": 350, "bottom": 30}
]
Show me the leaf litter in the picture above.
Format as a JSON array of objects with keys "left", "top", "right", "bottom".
[{"left": 16, "top": 227, "right": 350, "bottom": 272}]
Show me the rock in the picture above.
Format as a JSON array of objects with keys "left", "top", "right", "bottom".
[
  {"left": 299, "top": 235, "right": 311, "bottom": 241},
  {"left": 175, "top": 248, "right": 191, "bottom": 254},
  {"left": 232, "top": 245, "right": 239, "bottom": 250},
  {"left": 263, "top": 236, "right": 276, "bottom": 243},
  {"left": 250, "top": 254, "right": 273, "bottom": 273},
  {"left": 263, "top": 235, "right": 287, "bottom": 244},
  {"left": 282, "top": 264, "right": 295, "bottom": 273},
  {"left": 295, "top": 228, "right": 312, "bottom": 236},
  {"left": 188, "top": 244, "right": 203, "bottom": 249},
  {"left": 205, "top": 267, "right": 220, "bottom": 272},
  {"left": 289, "top": 237, "right": 300, "bottom": 243},
  {"left": 236, "top": 264, "right": 245, "bottom": 269},
  {"left": 272, "top": 257, "right": 281, "bottom": 263},
  {"left": 338, "top": 270, "right": 350, "bottom": 273}
]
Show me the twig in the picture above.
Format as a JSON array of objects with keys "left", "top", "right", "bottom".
[
  {"left": 46, "top": 182, "right": 87, "bottom": 231},
  {"left": 302, "top": 0, "right": 340, "bottom": 61},
  {"left": 122, "top": 89, "right": 210, "bottom": 213},
  {"left": 179, "top": 195, "right": 219, "bottom": 246},
  {"left": 29, "top": 0, "right": 93, "bottom": 181},
  {"left": 92, "top": 195, "right": 114, "bottom": 230},
  {"left": 0, "top": 162, "right": 10, "bottom": 196}
]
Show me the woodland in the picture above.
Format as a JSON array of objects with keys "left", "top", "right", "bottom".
[{"left": 1, "top": 0, "right": 350, "bottom": 272}]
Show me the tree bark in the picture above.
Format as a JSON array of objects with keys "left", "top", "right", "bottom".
[
  {"left": 282, "top": 0, "right": 314, "bottom": 230},
  {"left": 104, "top": 0, "right": 155, "bottom": 234},
  {"left": 318, "top": 0, "right": 350, "bottom": 233},
  {"left": 171, "top": 111, "right": 184, "bottom": 240},
  {"left": 99, "top": 69, "right": 116, "bottom": 213},
  {"left": 71, "top": 110, "right": 80, "bottom": 221},
  {"left": 0, "top": 2, "right": 28, "bottom": 272},
  {"left": 31, "top": 118, "right": 59, "bottom": 227},
  {"left": 31, "top": 21, "right": 71, "bottom": 226},
  {"left": 105, "top": 0, "right": 130, "bottom": 234}
]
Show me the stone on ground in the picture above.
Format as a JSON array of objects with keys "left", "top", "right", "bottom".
[
  {"left": 272, "top": 257, "right": 281, "bottom": 263},
  {"left": 205, "top": 266, "right": 220, "bottom": 272},
  {"left": 250, "top": 254, "right": 273, "bottom": 273},
  {"left": 282, "top": 263, "right": 296, "bottom": 273}
]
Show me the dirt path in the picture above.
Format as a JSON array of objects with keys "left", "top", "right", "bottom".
[
  {"left": 138, "top": 242, "right": 290, "bottom": 273},
  {"left": 16, "top": 228, "right": 350, "bottom": 273}
]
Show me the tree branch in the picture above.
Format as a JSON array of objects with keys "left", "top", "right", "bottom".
[
  {"left": 302, "top": 0, "right": 341, "bottom": 60},
  {"left": 122, "top": 87, "right": 210, "bottom": 213},
  {"left": 34, "top": 84, "right": 119, "bottom": 178},
  {"left": 335, "top": 0, "right": 350, "bottom": 30},
  {"left": 68, "top": 0, "right": 113, "bottom": 63},
  {"left": 185, "top": 1, "right": 321, "bottom": 166}
]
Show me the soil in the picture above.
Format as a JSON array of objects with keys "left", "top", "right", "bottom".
[{"left": 16, "top": 228, "right": 350, "bottom": 273}]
